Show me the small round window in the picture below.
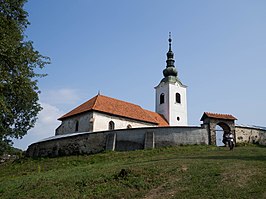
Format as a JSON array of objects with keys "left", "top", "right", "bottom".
[{"left": 177, "top": 117, "right": 180, "bottom": 121}]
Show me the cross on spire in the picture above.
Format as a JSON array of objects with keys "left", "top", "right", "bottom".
[{"left": 168, "top": 32, "right": 172, "bottom": 51}]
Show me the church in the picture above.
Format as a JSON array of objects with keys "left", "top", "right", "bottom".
[
  {"left": 26, "top": 34, "right": 265, "bottom": 157},
  {"left": 56, "top": 34, "right": 188, "bottom": 135}
]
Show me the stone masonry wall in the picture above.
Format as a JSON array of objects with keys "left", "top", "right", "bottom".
[
  {"left": 235, "top": 126, "right": 266, "bottom": 145},
  {"left": 26, "top": 126, "right": 208, "bottom": 157}
]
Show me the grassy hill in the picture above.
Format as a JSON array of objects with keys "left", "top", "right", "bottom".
[{"left": 0, "top": 145, "right": 265, "bottom": 199}]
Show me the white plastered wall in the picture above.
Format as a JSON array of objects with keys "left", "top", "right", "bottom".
[
  {"left": 155, "top": 81, "right": 188, "bottom": 126},
  {"left": 169, "top": 82, "right": 187, "bottom": 126},
  {"left": 56, "top": 112, "right": 93, "bottom": 135},
  {"left": 155, "top": 82, "right": 169, "bottom": 122},
  {"left": 92, "top": 112, "right": 156, "bottom": 132},
  {"left": 56, "top": 111, "right": 158, "bottom": 135}
]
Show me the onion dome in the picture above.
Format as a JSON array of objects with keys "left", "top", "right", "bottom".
[{"left": 161, "top": 32, "right": 180, "bottom": 84}]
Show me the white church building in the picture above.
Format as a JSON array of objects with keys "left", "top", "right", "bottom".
[
  {"left": 26, "top": 35, "right": 266, "bottom": 157},
  {"left": 56, "top": 35, "right": 188, "bottom": 135}
]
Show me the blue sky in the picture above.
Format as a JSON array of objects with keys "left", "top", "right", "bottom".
[{"left": 13, "top": 0, "right": 266, "bottom": 150}]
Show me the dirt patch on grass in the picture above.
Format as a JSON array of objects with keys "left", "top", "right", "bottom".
[
  {"left": 143, "top": 165, "right": 188, "bottom": 199},
  {"left": 221, "top": 166, "right": 258, "bottom": 188},
  {"left": 143, "top": 181, "right": 180, "bottom": 199}
]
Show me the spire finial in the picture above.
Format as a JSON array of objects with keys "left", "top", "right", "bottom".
[
  {"left": 168, "top": 32, "right": 172, "bottom": 50},
  {"left": 162, "top": 32, "right": 178, "bottom": 80}
]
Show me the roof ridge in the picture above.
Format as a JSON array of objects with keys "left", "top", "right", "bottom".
[
  {"left": 91, "top": 94, "right": 100, "bottom": 109},
  {"left": 201, "top": 112, "right": 237, "bottom": 121},
  {"left": 205, "top": 112, "right": 233, "bottom": 116},
  {"left": 99, "top": 94, "right": 143, "bottom": 107},
  {"left": 58, "top": 95, "right": 98, "bottom": 120}
]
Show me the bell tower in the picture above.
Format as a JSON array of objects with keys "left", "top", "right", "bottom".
[{"left": 155, "top": 33, "right": 188, "bottom": 126}]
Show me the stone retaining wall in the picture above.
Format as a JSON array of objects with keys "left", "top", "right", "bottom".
[
  {"left": 235, "top": 126, "right": 266, "bottom": 145},
  {"left": 26, "top": 125, "right": 266, "bottom": 157},
  {"left": 26, "top": 126, "right": 208, "bottom": 157}
]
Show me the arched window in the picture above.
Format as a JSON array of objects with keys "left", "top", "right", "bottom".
[
  {"left": 176, "top": 93, "right": 181, "bottom": 104},
  {"left": 127, "top": 124, "right": 132, "bottom": 129},
  {"left": 160, "top": 93, "right": 165, "bottom": 104},
  {"left": 109, "top": 121, "right": 115, "bottom": 130},
  {"left": 75, "top": 121, "right": 79, "bottom": 132}
]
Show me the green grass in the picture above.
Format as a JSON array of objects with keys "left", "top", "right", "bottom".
[{"left": 0, "top": 145, "right": 265, "bottom": 199}]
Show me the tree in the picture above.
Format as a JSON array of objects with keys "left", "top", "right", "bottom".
[{"left": 0, "top": 0, "right": 50, "bottom": 154}]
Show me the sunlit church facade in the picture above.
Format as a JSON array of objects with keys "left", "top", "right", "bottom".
[
  {"left": 56, "top": 34, "right": 188, "bottom": 135},
  {"left": 26, "top": 34, "right": 265, "bottom": 157}
]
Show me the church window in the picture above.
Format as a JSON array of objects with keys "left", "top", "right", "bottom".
[
  {"left": 160, "top": 93, "right": 165, "bottom": 104},
  {"left": 75, "top": 121, "right": 79, "bottom": 132},
  {"left": 127, "top": 124, "right": 132, "bottom": 129},
  {"left": 109, "top": 121, "right": 115, "bottom": 130},
  {"left": 176, "top": 93, "right": 181, "bottom": 103}
]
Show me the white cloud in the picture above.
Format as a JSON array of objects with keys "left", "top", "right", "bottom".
[
  {"left": 13, "top": 88, "right": 85, "bottom": 150},
  {"left": 33, "top": 102, "right": 63, "bottom": 135},
  {"left": 13, "top": 102, "right": 63, "bottom": 150}
]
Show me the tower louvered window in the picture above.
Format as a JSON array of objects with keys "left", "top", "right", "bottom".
[
  {"left": 176, "top": 93, "right": 181, "bottom": 104},
  {"left": 75, "top": 121, "right": 79, "bottom": 132},
  {"left": 160, "top": 93, "right": 165, "bottom": 104}
]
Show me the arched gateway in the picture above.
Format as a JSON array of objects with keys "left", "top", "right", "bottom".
[{"left": 200, "top": 112, "right": 237, "bottom": 146}]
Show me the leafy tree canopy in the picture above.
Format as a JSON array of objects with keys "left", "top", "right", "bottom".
[{"left": 0, "top": 0, "right": 50, "bottom": 154}]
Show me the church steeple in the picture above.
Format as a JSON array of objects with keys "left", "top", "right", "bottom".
[
  {"left": 155, "top": 32, "right": 188, "bottom": 126},
  {"left": 166, "top": 32, "right": 175, "bottom": 68},
  {"left": 161, "top": 32, "right": 180, "bottom": 84}
]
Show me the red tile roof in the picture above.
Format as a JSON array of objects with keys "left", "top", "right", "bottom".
[
  {"left": 143, "top": 109, "right": 169, "bottom": 126},
  {"left": 200, "top": 112, "right": 237, "bottom": 121},
  {"left": 58, "top": 94, "right": 168, "bottom": 126}
]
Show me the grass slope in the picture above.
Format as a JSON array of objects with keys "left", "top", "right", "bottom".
[{"left": 0, "top": 145, "right": 265, "bottom": 199}]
